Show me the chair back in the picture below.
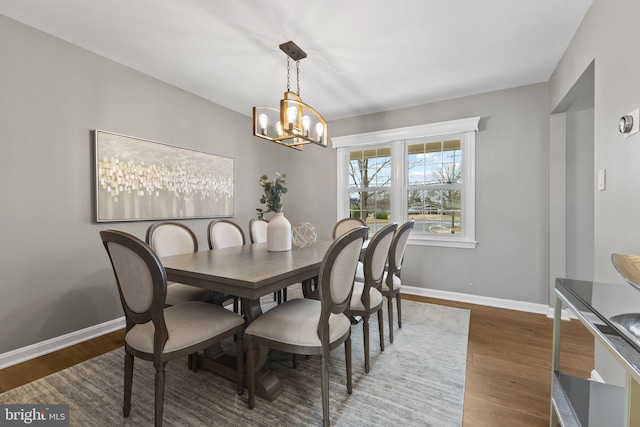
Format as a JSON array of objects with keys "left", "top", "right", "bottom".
[
  {"left": 332, "top": 217, "right": 368, "bottom": 239},
  {"left": 317, "top": 226, "right": 368, "bottom": 321},
  {"left": 208, "top": 220, "right": 246, "bottom": 249},
  {"left": 249, "top": 218, "right": 269, "bottom": 244},
  {"left": 387, "top": 220, "right": 415, "bottom": 280},
  {"left": 146, "top": 221, "right": 198, "bottom": 256},
  {"left": 361, "top": 223, "right": 397, "bottom": 293},
  {"left": 100, "top": 230, "right": 168, "bottom": 341}
]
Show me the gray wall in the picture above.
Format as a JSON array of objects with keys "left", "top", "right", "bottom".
[
  {"left": 329, "top": 84, "right": 551, "bottom": 304},
  {"left": 565, "top": 106, "right": 595, "bottom": 281}
]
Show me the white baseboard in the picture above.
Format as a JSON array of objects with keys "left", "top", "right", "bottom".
[
  {"left": 0, "top": 317, "right": 125, "bottom": 370},
  {"left": 402, "top": 285, "right": 572, "bottom": 318}
]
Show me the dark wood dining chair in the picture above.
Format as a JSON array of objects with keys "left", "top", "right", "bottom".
[
  {"left": 350, "top": 222, "right": 397, "bottom": 373},
  {"left": 249, "top": 217, "right": 288, "bottom": 304},
  {"left": 382, "top": 220, "right": 415, "bottom": 343},
  {"left": 245, "top": 226, "right": 368, "bottom": 427},
  {"left": 100, "top": 230, "right": 244, "bottom": 427}
]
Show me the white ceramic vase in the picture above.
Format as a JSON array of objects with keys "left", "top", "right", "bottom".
[{"left": 267, "top": 212, "right": 292, "bottom": 252}]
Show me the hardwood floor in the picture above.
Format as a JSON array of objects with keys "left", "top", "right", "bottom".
[{"left": 0, "top": 296, "right": 593, "bottom": 426}]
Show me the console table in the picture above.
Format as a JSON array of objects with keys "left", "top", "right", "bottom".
[{"left": 551, "top": 278, "right": 640, "bottom": 426}]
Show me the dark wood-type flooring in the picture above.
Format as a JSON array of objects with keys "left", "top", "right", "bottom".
[{"left": 0, "top": 295, "right": 593, "bottom": 426}]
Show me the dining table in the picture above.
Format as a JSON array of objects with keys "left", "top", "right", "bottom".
[{"left": 161, "top": 237, "right": 335, "bottom": 401}]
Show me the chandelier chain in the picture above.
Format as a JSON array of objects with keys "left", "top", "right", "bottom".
[
  {"left": 286, "top": 57, "right": 291, "bottom": 92},
  {"left": 296, "top": 60, "right": 300, "bottom": 96}
]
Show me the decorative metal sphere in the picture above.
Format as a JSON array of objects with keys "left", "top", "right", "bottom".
[{"left": 292, "top": 222, "right": 317, "bottom": 247}]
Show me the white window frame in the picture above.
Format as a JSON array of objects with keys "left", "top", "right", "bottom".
[{"left": 332, "top": 116, "right": 480, "bottom": 248}]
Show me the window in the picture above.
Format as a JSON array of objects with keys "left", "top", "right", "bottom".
[
  {"left": 333, "top": 117, "right": 479, "bottom": 248},
  {"left": 348, "top": 147, "right": 392, "bottom": 232}
]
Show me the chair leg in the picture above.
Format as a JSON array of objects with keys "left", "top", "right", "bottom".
[
  {"left": 154, "top": 362, "right": 167, "bottom": 427},
  {"left": 387, "top": 296, "right": 395, "bottom": 344},
  {"left": 123, "top": 352, "right": 134, "bottom": 417},
  {"left": 235, "top": 332, "right": 244, "bottom": 395},
  {"left": 282, "top": 287, "right": 288, "bottom": 302},
  {"left": 377, "top": 308, "right": 385, "bottom": 352},
  {"left": 345, "top": 335, "right": 352, "bottom": 394},
  {"left": 247, "top": 338, "right": 255, "bottom": 409},
  {"left": 233, "top": 297, "right": 239, "bottom": 313},
  {"left": 188, "top": 352, "right": 199, "bottom": 372},
  {"left": 396, "top": 292, "right": 402, "bottom": 329},
  {"left": 363, "top": 315, "right": 370, "bottom": 373},
  {"left": 320, "top": 348, "right": 330, "bottom": 427}
]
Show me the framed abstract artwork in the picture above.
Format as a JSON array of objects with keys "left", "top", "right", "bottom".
[{"left": 94, "top": 130, "right": 234, "bottom": 222}]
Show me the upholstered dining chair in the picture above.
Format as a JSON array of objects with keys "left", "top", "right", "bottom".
[
  {"left": 207, "top": 219, "right": 245, "bottom": 312},
  {"left": 249, "top": 218, "right": 287, "bottom": 304},
  {"left": 207, "top": 219, "right": 246, "bottom": 249},
  {"left": 350, "top": 222, "right": 397, "bottom": 373},
  {"left": 382, "top": 220, "right": 415, "bottom": 343},
  {"left": 332, "top": 217, "right": 368, "bottom": 239},
  {"left": 245, "top": 226, "right": 368, "bottom": 427},
  {"left": 249, "top": 217, "right": 268, "bottom": 245},
  {"left": 145, "top": 222, "right": 211, "bottom": 306},
  {"left": 100, "top": 230, "right": 244, "bottom": 427}
]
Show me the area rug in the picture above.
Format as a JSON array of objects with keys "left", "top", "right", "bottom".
[{"left": 0, "top": 300, "right": 470, "bottom": 426}]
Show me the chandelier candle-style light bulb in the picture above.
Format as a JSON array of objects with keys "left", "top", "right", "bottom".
[
  {"left": 316, "top": 122, "right": 324, "bottom": 140},
  {"left": 276, "top": 121, "right": 283, "bottom": 137},
  {"left": 287, "top": 106, "right": 298, "bottom": 129},
  {"left": 259, "top": 114, "right": 268, "bottom": 135},
  {"left": 302, "top": 115, "right": 311, "bottom": 136}
]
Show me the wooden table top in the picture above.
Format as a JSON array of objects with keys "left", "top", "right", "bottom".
[{"left": 162, "top": 238, "right": 334, "bottom": 300}]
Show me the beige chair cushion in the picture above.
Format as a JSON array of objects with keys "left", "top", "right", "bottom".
[
  {"left": 250, "top": 220, "right": 268, "bottom": 243},
  {"left": 381, "top": 272, "right": 401, "bottom": 292},
  {"left": 108, "top": 241, "right": 154, "bottom": 313},
  {"left": 165, "top": 283, "right": 210, "bottom": 306},
  {"left": 245, "top": 298, "right": 351, "bottom": 347},
  {"left": 126, "top": 301, "right": 244, "bottom": 354},
  {"left": 210, "top": 223, "right": 244, "bottom": 249},
  {"left": 350, "top": 281, "right": 383, "bottom": 311},
  {"left": 149, "top": 225, "right": 195, "bottom": 257}
]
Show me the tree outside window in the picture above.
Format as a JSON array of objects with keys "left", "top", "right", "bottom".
[
  {"left": 348, "top": 147, "right": 391, "bottom": 232},
  {"left": 407, "top": 139, "right": 462, "bottom": 234}
]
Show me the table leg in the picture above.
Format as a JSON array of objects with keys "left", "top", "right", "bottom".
[
  {"left": 242, "top": 296, "right": 283, "bottom": 401},
  {"left": 193, "top": 296, "right": 285, "bottom": 401}
]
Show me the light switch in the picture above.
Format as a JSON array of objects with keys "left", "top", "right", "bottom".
[{"left": 598, "top": 169, "right": 606, "bottom": 191}]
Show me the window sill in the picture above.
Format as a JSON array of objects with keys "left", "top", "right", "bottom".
[{"left": 408, "top": 237, "right": 477, "bottom": 249}]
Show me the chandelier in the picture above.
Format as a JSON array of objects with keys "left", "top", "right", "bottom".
[{"left": 252, "top": 41, "right": 328, "bottom": 150}]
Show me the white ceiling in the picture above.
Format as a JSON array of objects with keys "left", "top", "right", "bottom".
[{"left": 0, "top": 0, "right": 592, "bottom": 121}]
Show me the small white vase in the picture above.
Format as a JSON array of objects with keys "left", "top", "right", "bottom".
[{"left": 267, "top": 212, "right": 292, "bottom": 252}]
